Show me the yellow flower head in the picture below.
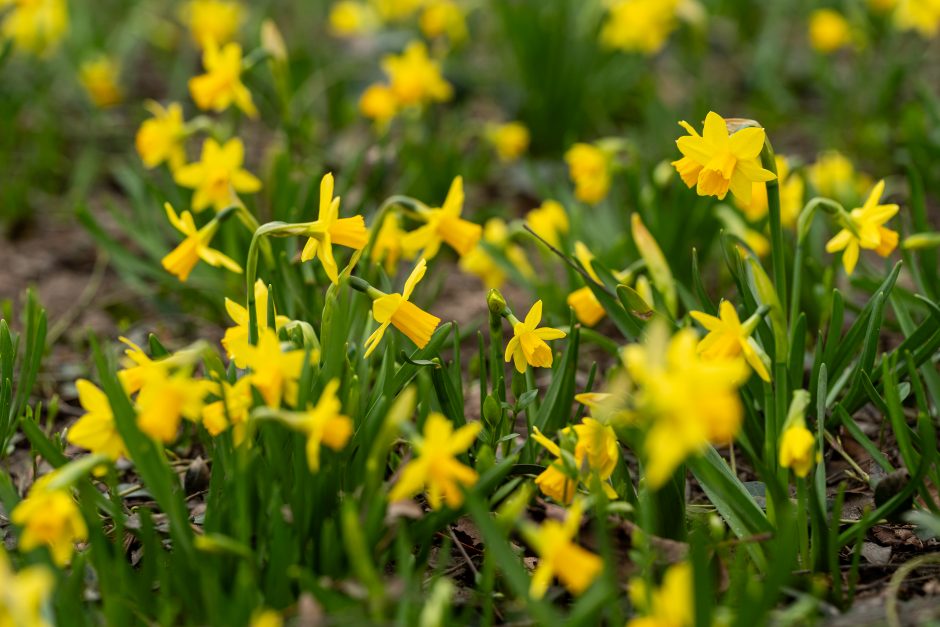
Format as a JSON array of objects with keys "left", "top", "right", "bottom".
[
  {"left": 600, "top": 0, "right": 680, "bottom": 55},
  {"left": 381, "top": 41, "right": 453, "bottom": 108},
  {"left": 136, "top": 101, "right": 187, "bottom": 171},
  {"left": 359, "top": 82, "right": 399, "bottom": 128},
  {"left": 808, "top": 150, "right": 863, "bottom": 200},
  {"left": 188, "top": 41, "right": 257, "bottom": 117},
  {"left": 895, "top": 0, "right": 940, "bottom": 37},
  {"left": 809, "top": 9, "right": 852, "bottom": 53},
  {"left": 402, "top": 176, "right": 482, "bottom": 260},
  {"left": 420, "top": 0, "right": 467, "bottom": 42},
  {"left": 223, "top": 280, "right": 291, "bottom": 368},
  {"left": 202, "top": 377, "right": 253, "bottom": 445},
  {"left": 79, "top": 56, "right": 122, "bottom": 108},
  {"left": 672, "top": 112, "right": 776, "bottom": 205},
  {"left": 301, "top": 173, "right": 369, "bottom": 284},
  {"left": 388, "top": 413, "right": 480, "bottom": 509},
  {"left": 531, "top": 421, "right": 619, "bottom": 504},
  {"left": 526, "top": 500, "right": 603, "bottom": 598},
  {"left": 298, "top": 379, "right": 354, "bottom": 472},
  {"left": 117, "top": 337, "right": 167, "bottom": 395},
  {"left": 526, "top": 199, "right": 569, "bottom": 248},
  {"left": 504, "top": 300, "right": 567, "bottom": 373},
  {"left": 485, "top": 121, "right": 530, "bottom": 163},
  {"left": 565, "top": 143, "right": 612, "bottom": 205},
  {"left": 627, "top": 561, "right": 693, "bottom": 627},
  {"left": 136, "top": 369, "right": 212, "bottom": 443},
  {"left": 329, "top": 1, "right": 379, "bottom": 36},
  {"left": 0, "top": 0, "right": 67, "bottom": 55},
  {"left": 825, "top": 180, "right": 899, "bottom": 275},
  {"left": 244, "top": 328, "right": 307, "bottom": 409},
  {"left": 0, "top": 548, "right": 54, "bottom": 627},
  {"left": 690, "top": 300, "right": 771, "bottom": 382},
  {"left": 364, "top": 258, "right": 441, "bottom": 357},
  {"left": 173, "top": 137, "right": 261, "bottom": 213},
  {"left": 180, "top": 0, "right": 244, "bottom": 48},
  {"left": 161, "top": 202, "right": 242, "bottom": 282},
  {"left": 11, "top": 475, "right": 88, "bottom": 567},
  {"left": 66, "top": 379, "right": 127, "bottom": 460},
  {"left": 567, "top": 286, "right": 605, "bottom": 327},
  {"left": 779, "top": 424, "right": 816, "bottom": 478},
  {"left": 371, "top": 212, "right": 407, "bottom": 273}
]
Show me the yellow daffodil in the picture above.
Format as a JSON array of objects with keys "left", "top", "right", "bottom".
[
  {"left": 531, "top": 421, "right": 619, "bottom": 504},
  {"left": 486, "top": 121, "right": 530, "bottom": 162},
  {"left": 825, "top": 180, "right": 899, "bottom": 275},
  {"left": 402, "top": 177, "right": 482, "bottom": 260},
  {"left": 179, "top": 0, "right": 243, "bottom": 48},
  {"left": 223, "top": 280, "right": 291, "bottom": 368},
  {"left": 459, "top": 218, "right": 532, "bottom": 289},
  {"left": 689, "top": 300, "right": 771, "bottom": 382},
  {"left": 0, "top": 0, "right": 67, "bottom": 55},
  {"left": 388, "top": 413, "right": 480, "bottom": 509},
  {"left": 300, "top": 173, "right": 369, "bottom": 284},
  {"left": 79, "top": 56, "right": 122, "bottom": 108},
  {"left": 779, "top": 424, "right": 816, "bottom": 478},
  {"left": 329, "top": 1, "right": 378, "bottom": 36},
  {"left": 628, "top": 561, "right": 693, "bottom": 627},
  {"left": 371, "top": 213, "right": 407, "bottom": 273},
  {"left": 525, "top": 500, "right": 603, "bottom": 598},
  {"left": 0, "top": 549, "right": 54, "bottom": 627},
  {"left": 526, "top": 199, "right": 569, "bottom": 248},
  {"left": 174, "top": 137, "right": 261, "bottom": 213},
  {"left": 382, "top": 41, "right": 453, "bottom": 108},
  {"left": 419, "top": 0, "right": 467, "bottom": 42},
  {"left": 809, "top": 9, "right": 852, "bottom": 53},
  {"left": 297, "top": 380, "right": 354, "bottom": 472},
  {"left": 161, "top": 202, "right": 242, "bottom": 282},
  {"left": 243, "top": 328, "right": 307, "bottom": 409},
  {"left": 11, "top": 475, "right": 87, "bottom": 567},
  {"left": 565, "top": 143, "right": 612, "bottom": 204},
  {"left": 504, "top": 300, "right": 567, "bottom": 373},
  {"left": 117, "top": 337, "right": 165, "bottom": 395},
  {"left": 136, "top": 370, "right": 211, "bottom": 443},
  {"left": 622, "top": 324, "right": 749, "bottom": 488},
  {"left": 895, "top": 0, "right": 940, "bottom": 37},
  {"left": 135, "top": 101, "right": 187, "bottom": 171},
  {"left": 188, "top": 41, "right": 257, "bottom": 117},
  {"left": 600, "top": 0, "right": 680, "bottom": 55},
  {"left": 202, "top": 377, "right": 253, "bottom": 445},
  {"left": 364, "top": 258, "right": 441, "bottom": 356},
  {"left": 66, "top": 379, "right": 127, "bottom": 460},
  {"left": 672, "top": 112, "right": 776, "bottom": 204},
  {"left": 359, "top": 82, "right": 399, "bottom": 128},
  {"left": 567, "top": 287, "right": 606, "bottom": 327}
]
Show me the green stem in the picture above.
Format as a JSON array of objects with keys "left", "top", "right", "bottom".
[{"left": 761, "top": 140, "right": 787, "bottom": 321}]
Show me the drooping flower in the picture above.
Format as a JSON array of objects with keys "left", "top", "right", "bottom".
[
  {"left": 243, "top": 328, "right": 307, "bottom": 409},
  {"left": 11, "top": 475, "right": 88, "bottom": 567},
  {"left": 161, "top": 202, "right": 242, "bottom": 282},
  {"left": 296, "top": 379, "right": 354, "bottom": 472},
  {"left": 825, "top": 180, "right": 899, "bottom": 275},
  {"left": 173, "top": 137, "right": 262, "bottom": 213},
  {"left": 485, "top": 122, "right": 530, "bottom": 162},
  {"left": 419, "top": 0, "right": 467, "bottom": 42},
  {"left": 188, "top": 41, "right": 257, "bottom": 117},
  {"left": 600, "top": 0, "right": 681, "bottom": 55},
  {"left": 0, "top": 0, "right": 68, "bottom": 55},
  {"left": 371, "top": 212, "right": 407, "bottom": 273},
  {"left": 672, "top": 112, "right": 776, "bottom": 205},
  {"left": 179, "top": 0, "right": 244, "bottom": 48},
  {"left": 627, "top": 561, "right": 694, "bottom": 627},
  {"left": 201, "top": 377, "right": 253, "bottom": 445},
  {"left": 223, "top": 280, "right": 291, "bottom": 368},
  {"left": 135, "top": 101, "right": 187, "bottom": 172},
  {"left": 525, "top": 500, "right": 603, "bottom": 598},
  {"left": 300, "top": 173, "right": 369, "bottom": 284},
  {"left": 402, "top": 177, "right": 482, "bottom": 260},
  {"left": 364, "top": 259, "right": 441, "bottom": 357},
  {"left": 531, "top": 420, "right": 619, "bottom": 504},
  {"left": 525, "top": 199, "right": 569, "bottom": 248},
  {"left": 504, "top": 300, "right": 567, "bottom": 373},
  {"left": 565, "top": 143, "right": 612, "bottom": 204},
  {"left": 809, "top": 9, "right": 852, "bottom": 53},
  {"left": 381, "top": 41, "right": 453, "bottom": 108},
  {"left": 66, "top": 379, "right": 127, "bottom": 460},
  {"left": 388, "top": 413, "right": 480, "bottom": 509},
  {"left": 0, "top": 548, "right": 54, "bottom": 627},
  {"left": 136, "top": 369, "right": 212, "bottom": 443},
  {"left": 689, "top": 300, "right": 771, "bottom": 382},
  {"left": 78, "top": 56, "right": 122, "bottom": 108},
  {"left": 780, "top": 424, "right": 816, "bottom": 478}
]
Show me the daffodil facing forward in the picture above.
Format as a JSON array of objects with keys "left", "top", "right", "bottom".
[
  {"left": 135, "top": 101, "right": 187, "bottom": 171},
  {"left": 504, "top": 300, "right": 567, "bottom": 373},
  {"left": 361, "top": 259, "right": 441, "bottom": 357},
  {"left": 524, "top": 500, "right": 603, "bottom": 598},
  {"left": 179, "top": 0, "right": 244, "bottom": 48},
  {"left": 388, "top": 413, "right": 480, "bottom": 509},
  {"left": 402, "top": 177, "right": 482, "bottom": 260},
  {"left": 11, "top": 474, "right": 88, "bottom": 567},
  {"left": 188, "top": 41, "right": 257, "bottom": 117},
  {"left": 300, "top": 173, "right": 368, "bottom": 283},
  {"left": 161, "top": 203, "right": 242, "bottom": 282},
  {"left": 825, "top": 180, "right": 899, "bottom": 275},
  {"left": 174, "top": 137, "right": 261, "bottom": 213},
  {"left": 672, "top": 111, "right": 776, "bottom": 205},
  {"left": 689, "top": 300, "right": 771, "bottom": 382}
]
